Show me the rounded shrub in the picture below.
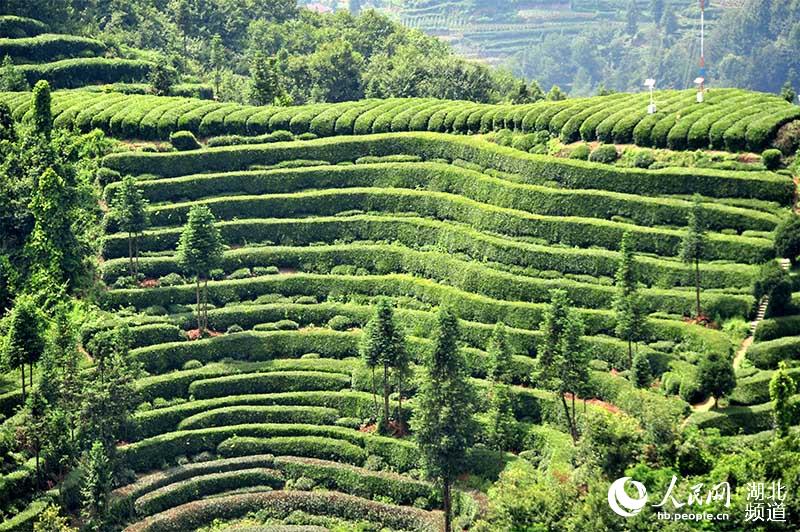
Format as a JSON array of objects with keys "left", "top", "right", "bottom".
[
  {"left": 762, "top": 148, "right": 782, "bottom": 170},
  {"left": 182, "top": 359, "right": 203, "bottom": 370},
  {"left": 775, "top": 215, "right": 800, "bottom": 265},
  {"left": 588, "top": 144, "right": 618, "bottom": 164},
  {"left": 569, "top": 143, "right": 591, "bottom": 160},
  {"left": 170, "top": 130, "right": 201, "bottom": 151}
]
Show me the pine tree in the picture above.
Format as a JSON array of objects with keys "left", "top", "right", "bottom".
[
  {"left": 488, "top": 322, "right": 513, "bottom": 384},
  {"left": 176, "top": 205, "right": 224, "bottom": 332},
  {"left": 528, "top": 80, "right": 545, "bottom": 102},
  {"left": 210, "top": 34, "right": 225, "bottom": 98},
  {"left": 31, "top": 80, "right": 52, "bottom": 138},
  {"left": 631, "top": 351, "right": 652, "bottom": 388},
  {"left": 3, "top": 295, "right": 45, "bottom": 401},
  {"left": 680, "top": 195, "right": 707, "bottom": 318},
  {"left": 770, "top": 361, "right": 795, "bottom": 437},
  {"left": 359, "top": 298, "right": 407, "bottom": 432},
  {"left": 51, "top": 303, "right": 81, "bottom": 444},
  {"left": 20, "top": 387, "right": 48, "bottom": 488},
  {"left": 150, "top": 56, "right": 177, "bottom": 96},
  {"left": 249, "top": 52, "right": 282, "bottom": 106},
  {"left": 110, "top": 176, "right": 149, "bottom": 278},
  {"left": 0, "top": 55, "right": 28, "bottom": 92},
  {"left": 508, "top": 80, "right": 530, "bottom": 104},
  {"left": 413, "top": 307, "right": 476, "bottom": 531},
  {"left": 486, "top": 383, "right": 517, "bottom": 452},
  {"left": 613, "top": 232, "right": 645, "bottom": 367},
  {"left": 546, "top": 85, "right": 567, "bottom": 101},
  {"left": 80, "top": 441, "right": 112, "bottom": 532}
]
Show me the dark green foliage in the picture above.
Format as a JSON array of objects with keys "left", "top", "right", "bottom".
[
  {"left": 487, "top": 323, "right": 513, "bottom": 384},
  {"left": 3, "top": 294, "right": 45, "bottom": 402},
  {"left": 754, "top": 261, "right": 793, "bottom": 318},
  {"left": 413, "top": 307, "right": 476, "bottom": 531},
  {"left": 18, "top": 58, "right": 152, "bottom": 89},
  {"left": 680, "top": 195, "right": 707, "bottom": 317},
  {"left": 697, "top": 351, "right": 736, "bottom": 407},
  {"left": 775, "top": 215, "right": 800, "bottom": 264},
  {"left": 762, "top": 148, "right": 782, "bottom": 170},
  {"left": 569, "top": 143, "right": 590, "bottom": 160},
  {"left": 80, "top": 441, "right": 112, "bottom": 531},
  {"left": 249, "top": 52, "right": 283, "bottom": 106},
  {"left": 486, "top": 384, "right": 517, "bottom": 452},
  {"left": 176, "top": 205, "right": 224, "bottom": 331},
  {"left": 0, "top": 55, "right": 28, "bottom": 91},
  {"left": 109, "top": 175, "right": 149, "bottom": 278},
  {"left": 149, "top": 57, "right": 177, "bottom": 97},
  {"left": 31, "top": 80, "right": 52, "bottom": 137},
  {"left": 631, "top": 351, "right": 652, "bottom": 388},
  {"left": 169, "top": 130, "right": 200, "bottom": 151},
  {"left": 588, "top": 143, "right": 618, "bottom": 164}
]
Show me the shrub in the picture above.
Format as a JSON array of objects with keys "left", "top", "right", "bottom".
[
  {"left": 228, "top": 268, "right": 252, "bottom": 280},
  {"left": 170, "top": 130, "right": 200, "bottom": 151},
  {"left": 158, "top": 272, "right": 185, "bottom": 286},
  {"left": 188, "top": 370, "right": 351, "bottom": 398},
  {"left": 762, "top": 149, "right": 782, "bottom": 170},
  {"left": 588, "top": 144, "right": 618, "bottom": 164},
  {"left": 327, "top": 315, "right": 357, "bottom": 331},
  {"left": 226, "top": 324, "right": 244, "bottom": 334},
  {"left": 182, "top": 360, "right": 203, "bottom": 370},
  {"left": 569, "top": 143, "right": 590, "bottom": 160},
  {"left": 775, "top": 216, "right": 800, "bottom": 265},
  {"left": 748, "top": 336, "right": 800, "bottom": 369},
  {"left": 177, "top": 405, "right": 340, "bottom": 430},
  {"left": 633, "top": 150, "right": 655, "bottom": 169}
]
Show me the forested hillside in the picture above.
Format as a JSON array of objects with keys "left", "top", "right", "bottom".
[{"left": 2, "top": 2, "right": 800, "bottom": 532}]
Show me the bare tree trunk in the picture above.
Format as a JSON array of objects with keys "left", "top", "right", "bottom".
[
  {"left": 397, "top": 378, "right": 403, "bottom": 430},
  {"left": 561, "top": 394, "right": 577, "bottom": 443},
  {"left": 382, "top": 364, "right": 390, "bottom": 426},
  {"left": 134, "top": 233, "right": 140, "bottom": 277},
  {"left": 20, "top": 364, "right": 26, "bottom": 403},
  {"left": 204, "top": 279, "right": 209, "bottom": 331},
  {"left": 695, "top": 258, "right": 701, "bottom": 318},
  {"left": 128, "top": 232, "right": 134, "bottom": 277},
  {"left": 29, "top": 362, "right": 33, "bottom": 388},
  {"left": 628, "top": 339, "right": 632, "bottom": 368},
  {"left": 370, "top": 366, "right": 378, "bottom": 417},
  {"left": 195, "top": 277, "right": 202, "bottom": 331},
  {"left": 443, "top": 478, "right": 452, "bottom": 532}
]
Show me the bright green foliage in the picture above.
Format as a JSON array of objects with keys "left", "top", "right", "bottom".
[
  {"left": 487, "top": 322, "right": 513, "bottom": 384},
  {"left": 169, "top": 130, "right": 200, "bottom": 151},
  {"left": 176, "top": 204, "right": 224, "bottom": 331},
  {"left": 33, "top": 504, "right": 76, "bottom": 532},
  {"left": 762, "top": 148, "right": 782, "bottom": 170},
  {"left": 770, "top": 361, "right": 796, "bottom": 437},
  {"left": 546, "top": 85, "right": 566, "bottom": 101},
  {"left": 631, "top": 351, "right": 652, "bottom": 388},
  {"left": 486, "top": 383, "right": 517, "bottom": 452},
  {"left": 588, "top": 144, "right": 618, "bottom": 164},
  {"left": 539, "top": 289, "right": 589, "bottom": 442},
  {"left": 309, "top": 40, "right": 364, "bottom": 103},
  {"left": 775, "top": 215, "right": 800, "bottom": 265},
  {"left": 109, "top": 175, "right": 149, "bottom": 278},
  {"left": 697, "top": 351, "right": 736, "bottom": 407},
  {"left": 681, "top": 195, "right": 707, "bottom": 317},
  {"left": 3, "top": 294, "right": 45, "bottom": 402},
  {"left": 149, "top": 56, "right": 176, "bottom": 97},
  {"left": 209, "top": 34, "right": 224, "bottom": 97},
  {"left": 31, "top": 79, "right": 52, "bottom": 137},
  {"left": 80, "top": 441, "right": 112, "bottom": 532},
  {"left": 249, "top": 52, "right": 282, "bottom": 106},
  {"left": 577, "top": 409, "right": 643, "bottom": 478},
  {"left": 413, "top": 306, "right": 476, "bottom": 531},
  {"left": 613, "top": 232, "right": 645, "bottom": 367},
  {"left": 0, "top": 55, "right": 28, "bottom": 91}
]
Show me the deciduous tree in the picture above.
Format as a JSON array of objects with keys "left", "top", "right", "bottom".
[
  {"left": 697, "top": 351, "right": 735, "bottom": 408},
  {"left": 770, "top": 361, "right": 795, "bottom": 437}
]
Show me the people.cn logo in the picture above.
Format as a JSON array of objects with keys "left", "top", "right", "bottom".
[{"left": 608, "top": 477, "right": 649, "bottom": 517}]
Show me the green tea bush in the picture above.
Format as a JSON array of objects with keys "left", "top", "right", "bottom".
[
  {"left": 588, "top": 144, "right": 618, "bottom": 164},
  {"left": 169, "top": 130, "right": 200, "bottom": 151}
]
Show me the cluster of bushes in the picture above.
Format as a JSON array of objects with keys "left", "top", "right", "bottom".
[
  {"left": 1, "top": 87, "right": 795, "bottom": 151},
  {"left": 101, "top": 133, "right": 794, "bottom": 203},
  {"left": 754, "top": 315, "right": 800, "bottom": 342},
  {"left": 747, "top": 335, "right": 800, "bottom": 369},
  {"left": 218, "top": 436, "right": 367, "bottom": 466},
  {"left": 123, "top": 491, "right": 441, "bottom": 532},
  {"left": 177, "top": 405, "right": 340, "bottom": 430},
  {"left": 207, "top": 130, "right": 295, "bottom": 147},
  {"left": 729, "top": 367, "right": 800, "bottom": 405}
]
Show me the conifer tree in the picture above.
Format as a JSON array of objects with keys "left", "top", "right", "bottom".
[
  {"left": 80, "top": 441, "right": 112, "bottom": 532},
  {"left": 31, "top": 80, "right": 52, "bottom": 138},
  {"left": 680, "top": 195, "right": 707, "bottom": 318},
  {"left": 631, "top": 351, "right": 652, "bottom": 388},
  {"left": 3, "top": 295, "right": 45, "bottom": 401},
  {"left": 613, "top": 232, "right": 645, "bottom": 367},
  {"left": 413, "top": 307, "right": 476, "bottom": 531},
  {"left": 249, "top": 52, "right": 282, "bottom": 106},
  {"left": 486, "top": 383, "right": 516, "bottom": 452},
  {"left": 488, "top": 322, "right": 513, "bottom": 383},
  {"left": 110, "top": 176, "right": 150, "bottom": 278},
  {"left": 177, "top": 205, "right": 224, "bottom": 332},
  {"left": 210, "top": 34, "right": 225, "bottom": 98},
  {"left": 770, "top": 361, "right": 795, "bottom": 437}
]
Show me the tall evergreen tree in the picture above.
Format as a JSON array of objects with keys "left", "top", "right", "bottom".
[
  {"left": 486, "top": 383, "right": 517, "bottom": 452},
  {"left": 31, "top": 80, "right": 52, "bottom": 138},
  {"left": 176, "top": 205, "right": 224, "bottom": 332},
  {"left": 359, "top": 298, "right": 407, "bottom": 431},
  {"left": 110, "top": 176, "right": 150, "bottom": 278},
  {"left": 3, "top": 295, "right": 45, "bottom": 400},
  {"left": 0, "top": 56, "right": 28, "bottom": 92},
  {"left": 19, "top": 386, "right": 47, "bottom": 488},
  {"left": 488, "top": 322, "right": 513, "bottom": 384},
  {"left": 80, "top": 441, "right": 112, "bottom": 532},
  {"left": 680, "top": 195, "right": 707, "bottom": 318},
  {"left": 249, "top": 52, "right": 282, "bottom": 106},
  {"left": 770, "top": 361, "right": 795, "bottom": 437},
  {"left": 210, "top": 34, "right": 225, "bottom": 98},
  {"left": 631, "top": 351, "right": 652, "bottom": 388},
  {"left": 613, "top": 232, "right": 645, "bottom": 367},
  {"left": 413, "top": 307, "right": 476, "bottom": 531}
]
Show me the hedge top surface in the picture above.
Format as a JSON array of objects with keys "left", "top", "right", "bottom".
[{"left": 0, "top": 87, "right": 796, "bottom": 151}]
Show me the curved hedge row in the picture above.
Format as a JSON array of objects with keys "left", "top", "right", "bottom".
[
  {"left": 122, "top": 490, "right": 442, "bottom": 532},
  {"left": 0, "top": 33, "right": 106, "bottom": 63},
  {"left": 747, "top": 335, "right": 800, "bottom": 369},
  {"left": 754, "top": 315, "right": 800, "bottom": 342},
  {"left": 134, "top": 468, "right": 285, "bottom": 517},
  {"left": 136, "top": 188, "right": 773, "bottom": 264},
  {"left": 101, "top": 133, "right": 794, "bottom": 203},
  {"left": 17, "top": 57, "right": 152, "bottom": 89},
  {"left": 217, "top": 436, "right": 367, "bottom": 465},
  {"left": 0, "top": 88, "right": 795, "bottom": 150},
  {"left": 188, "top": 371, "right": 352, "bottom": 399},
  {"left": 0, "top": 16, "right": 48, "bottom": 38},
  {"left": 102, "top": 216, "right": 760, "bottom": 290},
  {"left": 177, "top": 405, "right": 340, "bottom": 430}
]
